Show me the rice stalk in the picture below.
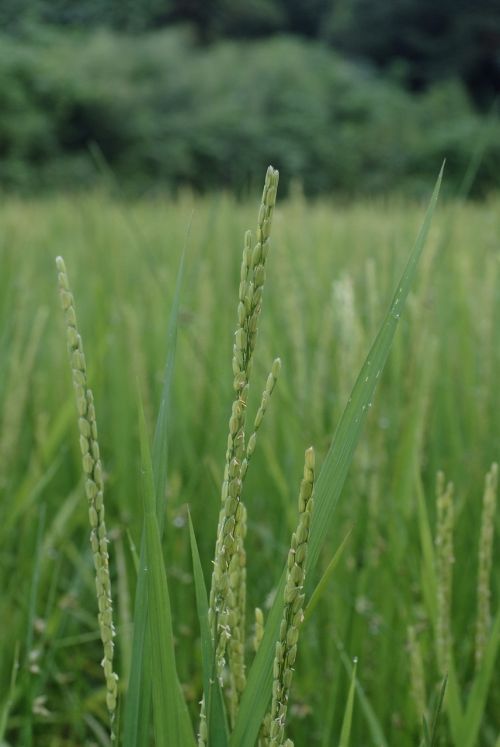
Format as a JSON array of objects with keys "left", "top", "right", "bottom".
[
  {"left": 407, "top": 624, "right": 427, "bottom": 725},
  {"left": 475, "top": 462, "right": 498, "bottom": 669},
  {"left": 224, "top": 358, "right": 281, "bottom": 721},
  {"left": 435, "top": 471, "right": 454, "bottom": 678},
  {"left": 197, "top": 168, "right": 280, "bottom": 743},
  {"left": 208, "top": 166, "right": 279, "bottom": 687},
  {"left": 227, "top": 499, "right": 247, "bottom": 725},
  {"left": 55, "top": 256, "right": 118, "bottom": 736},
  {"left": 266, "top": 446, "right": 315, "bottom": 746}
]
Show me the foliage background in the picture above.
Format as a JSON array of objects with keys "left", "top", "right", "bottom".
[{"left": 0, "top": 0, "right": 499, "bottom": 195}]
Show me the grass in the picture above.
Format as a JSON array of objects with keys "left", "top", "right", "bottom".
[{"left": 0, "top": 180, "right": 499, "bottom": 745}]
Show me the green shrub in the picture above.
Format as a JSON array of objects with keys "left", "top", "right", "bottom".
[{"left": 0, "top": 28, "right": 499, "bottom": 195}]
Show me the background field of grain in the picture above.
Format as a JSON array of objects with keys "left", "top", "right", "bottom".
[{"left": 1, "top": 190, "right": 499, "bottom": 745}]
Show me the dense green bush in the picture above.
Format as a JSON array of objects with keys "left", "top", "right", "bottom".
[
  {"left": 0, "top": 28, "right": 498, "bottom": 195},
  {"left": 3, "top": 0, "right": 499, "bottom": 105}
]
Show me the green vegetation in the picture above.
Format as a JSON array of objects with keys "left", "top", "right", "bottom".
[
  {"left": 0, "top": 180, "right": 499, "bottom": 746},
  {"left": 2, "top": 0, "right": 499, "bottom": 107},
  {"left": 0, "top": 28, "right": 499, "bottom": 196}
]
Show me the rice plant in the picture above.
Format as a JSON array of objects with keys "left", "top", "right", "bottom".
[
  {"left": 1, "top": 167, "right": 499, "bottom": 746},
  {"left": 52, "top": 164, "right": 443, "bottom": 745}
]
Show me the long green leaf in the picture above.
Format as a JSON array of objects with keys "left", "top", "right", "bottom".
[
  {"left": 153, "top": 232, "right": 188, "bottom": 531},
  {"left": 335, "top": 636, "right": 388, "bottom": 747},
  {"left": 428, "top": 677, "right": 447, "bottom": 747},
  {"left": 231, "top": 167, "right": 443, "bottom": 747},
  {"left": 0, "top": 643, "right": 19, "bottom": 742},
  {"left": 421, "top": 717, "right": 431, "bottom": 747},
  {"left": 306, "top": 165, "right": 443, "bottom": 578},
  {"left": 188, "top": 513, "right": 229, "bottom": 747},
  {"left": 122, "top": 527, "right": 152, "bottom": 747},
  {"left": 303, "top": 525, "right": 353, "bottom": 625},
  {"left": 461, "top": 608, "right": 500, "bottom": 747},
  {"left": 339, "top": 657, "right": 357, "bottom": 747},
  {"left": 138, "top": 402, "right": 195, "bottom": 746},
  {"left": 123, "top": 243, "right": 186, "bottom": 746},
  {"left": 445, "top": 657, "right": 464, "bottom": 745}
]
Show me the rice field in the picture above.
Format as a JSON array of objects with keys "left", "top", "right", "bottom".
[{"left": 0, "top": 183, "right": 499, "bottom": 746}]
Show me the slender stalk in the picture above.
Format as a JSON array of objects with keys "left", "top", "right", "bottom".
[
  {"left": 407, "top": 625, "right": 427, "bottom": 724},
  {"left": 475, "top": 463, "right": 498, "bottom": 669},
  {"left": 56, "top": 256, "right": 118, "bottom": 737},
  {"left": 267, "top": 447, "right": 315, "bottom": 746},
  {"left": 208, "top": 166, "right": 279, "bottom": 683},
  {"left": 435, "top": 472, "right": 454, "bottom": 678}
]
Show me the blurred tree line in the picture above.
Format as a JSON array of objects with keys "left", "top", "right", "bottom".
[
  {"left": 0, "top": 2, "right": 499, "bottom": 195},
  {"left": 2, "top": 0, "right": 499, "bottom": 104}
]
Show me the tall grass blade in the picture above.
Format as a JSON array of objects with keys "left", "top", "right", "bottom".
[
  {"left": 0, "top": 643, "right": 19, "bottom": 742},
  {"left": 21, "top": 503, "right": 46, "bottom": 746},
  {"left": 138, "top": 401, "right": 194, "bottom": 746},
  {"left": 421, "top": 717, "right": 431, "bottom": 747},
  {"left": 445, "top": 658, "right": 464, "bottom": 745},
  {"left": 335, "top": 636, "right": 388, "bottom": 747},
  {"left": 461, "top": 608, "right": 500, "bottom": 747},
  {"left": 427, "top": 676, "right": 447, "bottom": 747},
  {"left": 338, "top": 657, "right": 357, "bottom": 747},
  {"left": 231, "top": 167, "right": 443, "bottom": 747},
  {"left": 153, "top": 234, "right": 188, "bottom": 531},
  {"left": 188, "top": 513, "right": 229, "bottom": 746},
  {"left": 123, "top": 245, "right": 186, "bottom": 746},
  {"left": 306, "top": 165, "right": 443, "bottom": 577},
  {"left": 303, "top": 525, "right": 353, "bottom": 625}
]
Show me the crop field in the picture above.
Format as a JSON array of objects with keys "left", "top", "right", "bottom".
[{"left": 0, "top": 181, "right": 499, "bottom": 746}]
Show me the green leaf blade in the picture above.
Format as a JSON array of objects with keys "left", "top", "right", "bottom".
[
  {"left": 461, "top": 609, "right": 500, "bottom": 747},
  {"left": 339, "top": 657, "right": 358, "bottom": 747},
  {"left": 306, "top": 164, "right": 443, "bottom": 577},
  {"left": 303, "top": 525, "right": 353, "bottom": 625},
  {"left": 188, "top": 513, "right": 229, "bottom": 747},
  {"left": 123, "top": 243, "right": 186, "bottom": 747},
  {"left": 153, "top": 239, "right": 187, "bottom": 532},
  {"left": 335, "top": 638, "right": 388, "bottom": 747},
  {"left": 138, "top": 402, "right": 195, "bottom": 747}
]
